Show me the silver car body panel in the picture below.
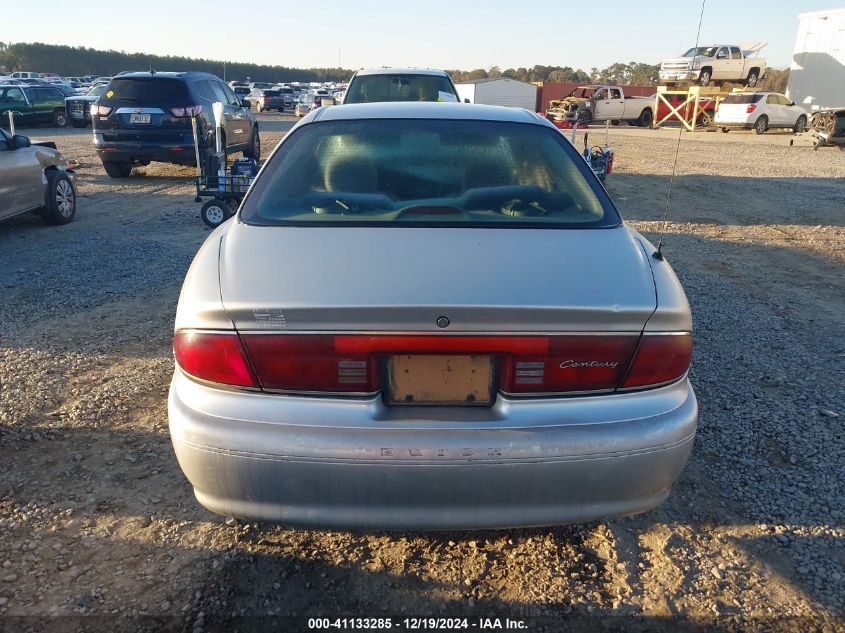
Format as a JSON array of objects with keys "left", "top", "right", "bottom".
[
  {"left": 169, "top": 102, "right": 696, "bottom": 529},
  {"left": 169, "top": 369, "right": 696, "bottom": 529},
  {"left": 217, "top": 224, "right": 659, "bottom": 333}
]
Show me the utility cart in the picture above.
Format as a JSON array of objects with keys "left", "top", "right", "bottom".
[
  {"left": 194, "top": 157, "right": 259, "bottom": 228},
  {"left": 189, "top": 112, "right": 260, "bottom": 228}
]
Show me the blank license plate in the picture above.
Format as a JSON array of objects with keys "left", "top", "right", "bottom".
[
  {"left": 129, "top": 113, "right": 151, "bottom": 124},
  {"left": 387, "top": 355, "right": 493, "bottom": 406}
]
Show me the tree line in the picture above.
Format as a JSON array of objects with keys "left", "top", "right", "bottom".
[
  {"left": 1, "top": 42, "right": 788, "bottom": 90},
  {"left": 448, "top": 62, "right": 661, "bottom": 86},
  {"left": 0, "top": 42, "right": 352, "bottom": 83}
]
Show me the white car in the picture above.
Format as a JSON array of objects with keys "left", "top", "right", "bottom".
[{"left": 715, "top": 92, "right": 809, "bottom": 134}]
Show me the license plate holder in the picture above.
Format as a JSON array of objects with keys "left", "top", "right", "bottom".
[
  {"left": 129, "top": 113, "right": 151, "bottom": 124},
  {"left": 386, "top": 355, "right": 494, "bottom": 406}
]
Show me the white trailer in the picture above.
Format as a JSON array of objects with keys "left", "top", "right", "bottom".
[
  {"left": 786, "top": 8, "right": 845, "bottom": 111},
  {"left": 456, "top": 78, "right": 538, "bottom": 110}
]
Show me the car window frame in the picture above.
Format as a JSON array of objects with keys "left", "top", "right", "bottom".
[{"left": 238, "top": 118, "right": 623, "bottom": 231}]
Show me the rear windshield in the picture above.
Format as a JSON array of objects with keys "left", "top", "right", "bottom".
[
  {"left": 102, "top": 78, "right": 190, "bottom": 104},
  {"left": 263, "top": 90, "right": 281, "bottom": 96},
  {"left": 241, "top": 119, "right": 618, "bottom": 229},
  {"left": 344, "top": 74, "right": 458, "bottom": 104},
  {"left": 722, "top": 93, "right": 764, "bottom": 104}
]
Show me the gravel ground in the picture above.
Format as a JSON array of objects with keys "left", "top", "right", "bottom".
[{"left": 0, "top": 115, "right": 843, "bottom": 632}]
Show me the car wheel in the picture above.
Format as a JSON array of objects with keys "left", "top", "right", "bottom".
[
  {"left": 41, "top": 173, "right": 76, "bottom": 225},
  {"left": 243, "top": 126, "right": 260, "bottom": 159},
  {"left": 720, "top": 127, "right": 730, "bottom": 133},
  {"left": 102, "top": 160, "right": 133, "bottom": 178},
  {"left": 576, "top": 109, "right": 592, "bottom": 125},
  {"left": 200, "top": 199, "right": 232, "bottom": 228},
  {"left": 610, "top": 120, "right": 620, "bottom": 126},
  {"left": 70, "top": 120, "right": 88, "bottom": 129},
  {"left": 754, "top": 115, "right": 768, "bottom": 134},
  {"left": 746, "top": 70, "right": 759, "bottom": 88},
  {"left": 697, "top": 111, "right": 713, "bottom": 128},
  {"left": 698, "top": 70, "right": 711, "bottom": 86},
  {"left": 53, "top": 110, "right": 68, "bottom": 128},
  {"left": 793, "top": 115, "right": 807, "bottom": 133},
  {"left": 637, "top": 108, "right": 653, "bottom": 128}
]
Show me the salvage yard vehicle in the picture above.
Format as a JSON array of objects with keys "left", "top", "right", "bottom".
[
  {"left": 248, "top": 88, "right": 285, "bottom": 112},
  {"left": 64, "top": 82, "right": 108, "bottom": 128},
  {"left": 715, "top": 92, "right": 808, "bottom": 134},
  {"left": 294, "top": 92, "right": 331, "bottom": 117},
  {"left": 92, "top": 71, "right": 259, "bottom": 178},
  {"left": 0, "top": 128, "right": 76, "bottom": 224},
  {"left": 168, "top": 102, "right": 697, "bottom": 530},
  {"left": 806, "top": 108, "right": 845, "bottom": 148},
  {"left": 342, "top": 68, "right": 460, "bottom": 104},
  {"left": 659, "top": 43, "right": 766, "bottom": 87},
  {"left": 545, "top": 85, "right": 653, "bottom": 127},
  {"left": 0, "top": 84, "right": 69, "bottom": 128}
]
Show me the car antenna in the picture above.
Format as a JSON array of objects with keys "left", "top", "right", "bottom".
[{"left": 654, "top": 0, "right": 706, "bottom": 261}]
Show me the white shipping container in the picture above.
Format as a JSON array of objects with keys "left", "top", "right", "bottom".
[
  {"left": 456, "top": 78, "right": 538, "bottom": 110},
  {"left": 786, "top": 8, "right": 845, "bottom": 111}
]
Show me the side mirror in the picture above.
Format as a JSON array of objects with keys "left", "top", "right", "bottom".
[{"left": 11, "top": 134, "right": 31, "bottom": 149}]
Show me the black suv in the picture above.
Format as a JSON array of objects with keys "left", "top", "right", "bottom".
[{"left": 92, "top": 71, "right": 259, "bottom": 178}]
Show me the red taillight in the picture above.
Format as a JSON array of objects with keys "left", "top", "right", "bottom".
[
  {"left": 90, "top": 104, "right": 112, "bottom": 116},
  {"left": 242, "top": 335, "right": 379, "bottom": 393},
  {"left": 621, "top": 334, "right": 692, "bottom": 389},
  {"left": 170, "top": 105, "right": 203, "bottom": 117},
  {"left": 501, "top": 336, "right": 638, "bottom": 394},
  {"left": 175, "top": 332, "right": 692, "bottom": 395},
  {"left": 173, "top": 332, "right": 258, "bottom": 387},
  {"left": 746, "top": 104, "right": 757, "bottom": 113}
]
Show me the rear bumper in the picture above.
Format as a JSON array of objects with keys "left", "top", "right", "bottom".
[
  {"left": 168, "top": 371, "right": 697, "bottom": 530},
  {"left": 94, "top": 133, "right": 197, "bottom": 165},
  {"left": 716, "top": 120, "right": 754, "bottom": 129}
]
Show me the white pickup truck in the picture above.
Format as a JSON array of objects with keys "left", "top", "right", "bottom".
[
  {"left": 659, "top": 43, "right": 766, "bottom": 87},
  {"left": 545, "top": 85, "right": 654, "bottom": 127}
]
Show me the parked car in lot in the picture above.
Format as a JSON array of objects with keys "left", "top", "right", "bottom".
[
  {"left": 715, "top": 92, "right": 808, "bottom": 134},
  {"left": 343, "top": 68, "right": 460, "bottom": 104},
  {"left": 294, "top": 92, "right": 330, "bottom": 117},
  {"left": 659, "top": 43, "right": 767, "bottom": 87},
  {"left": 248, "top": 88, "right": 285, "bottom": 112},
  {"left": 64, "top": 83, "right": 108, "bottom": 128},
  {"left": 168, "top": 102, "right": 697, "bottom": 530},
  {"left": 92, "top": 71, "right": 259, "bottom": 178},
  {"left": 232, "top": 86, "right": 251, "bottom": 107},
  {"left": 0, "top": 84, "right": 69, "bottom": 128},
  {"left": 0, "top": 128, "right": 76, "bottom": 224}
]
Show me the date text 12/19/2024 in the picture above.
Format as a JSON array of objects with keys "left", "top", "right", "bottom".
[{"left": 307, "top": 617, "right": 528, "bottom": 630}]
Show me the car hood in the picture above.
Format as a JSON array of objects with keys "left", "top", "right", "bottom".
[{"left": 218, "top": 223, "right": 658, "bottom": 332}]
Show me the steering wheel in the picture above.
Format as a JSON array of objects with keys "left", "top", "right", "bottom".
[{"left": 500, "top": 197, "right": 549, "bottom": 217}]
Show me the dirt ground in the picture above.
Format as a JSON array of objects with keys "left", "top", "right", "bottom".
[{"left": 1, "top": 114, "right": 843, "bottom": 632}]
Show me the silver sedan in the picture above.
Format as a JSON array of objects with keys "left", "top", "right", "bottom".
[{"left": 169, "top": 102, "right": 697, "bottom": 530}]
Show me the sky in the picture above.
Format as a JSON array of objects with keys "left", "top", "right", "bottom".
[{"left": 3, "top": 0, "right": 837, "bottom": 72}]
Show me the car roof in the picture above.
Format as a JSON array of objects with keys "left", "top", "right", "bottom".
[
  {"left": 109, "top": 71, "right": 218, "bottom": 81},
  {"left": 353, "top": 68, "right": 451, "bottom": 77},
  {"left": 311, "top": 102, "right": 550, "bottom": 127}
]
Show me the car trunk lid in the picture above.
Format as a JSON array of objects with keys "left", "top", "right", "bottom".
[{"left": 218, "top": 224, "right": 656, "bottom": 333}]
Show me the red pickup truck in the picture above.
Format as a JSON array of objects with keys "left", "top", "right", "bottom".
[{"left": 653, "top": 93, "right": 717, "bottom": 127}]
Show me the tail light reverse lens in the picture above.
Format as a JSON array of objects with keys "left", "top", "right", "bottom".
[
  {"left": 242, "top": 335, "right": 378, "bottom": 393},
  {"left": 90, "top": 104, "right": 112, "bottom": 116}
]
